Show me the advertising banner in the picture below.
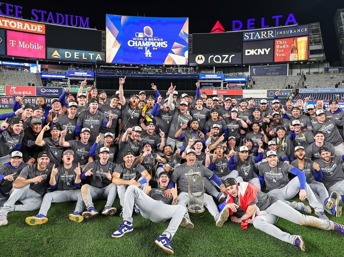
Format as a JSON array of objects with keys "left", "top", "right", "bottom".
[
  {"left": 106, "top": 15, "right": 189, "bottom": 65},
  {"left": 199, "top": 73, "right": 224, "bottom": 80},
  {"left": 243, "top": 90, "right": 267, "bottom": 98},
  {"left": 189, "top": 53, "right": 242, "bottom": 65},
  {"left": 6, "top": 30, "right": 45, "bottom": 59},
  {"left": 243, "top": 40, "right": 274, "bottom": 64},
  {"left": 274, "top": 36, "right": 308, "bottom": 62},
  {"left": 243, "top": 25, "right": 309, "bottom": 41},
  {"left": 47, "top": 48, "right": 104, "bottom": 63},
  {"left": 36, "top": 87, "right": 63, "bottom": 96},
  {"left": 0, "top": 29, "right": 5, "bottom": 56},
  {"left": 0, "top": 16, "right": 46, "bottom": 34},
  {"left": 267, "top": 89, "right": 292, "bottom": 98},
  {"left": 0, "top": 96, "right": 14, "bottom": 109},
  {"left": 67, "top": 71, "right": 95, "bottom": 77},
  {"left": 0, "top": 85, "right": 5, "bottom": 95},
  {"left": 250, "top": 64, "right": 287, "bottom": 76},
  {"left": 5, "top": 85, "right": 36, "bottom": 96},
  {"left": 200, "top": 89, "right": 243, "bottom": 96}
]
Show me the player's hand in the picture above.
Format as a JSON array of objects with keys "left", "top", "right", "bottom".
[
  {"left": 313, "top": 162, "right": 320, "bottom": 171},
  {"left": 151, "top": 83, "right": 157, "bottom": 91},
  {"left": 43, "top": 122, "right": 50, "bottom": 132},
  {"left": 299, "top": 189, "right": 307, "bottom": 201},
  {"left": 226, "top": 203, "right": 239, "bottom": 212},
  {"left": 205, "top": 147, "right": 210, "bottom": 155},
  {"left": 74, "top": 163, "right": 81, "bottom": 175},
  {"left": 96, "top": 134, "right": 101, "bottom": 143},
  {"left": 4, "top": 172, "right": 16, "bottom": 181},
  {"left": 51, "top": 164, "right": 58, "bottom": 176},
  {"left": 61, "top": 128, "right": 67, "bottom": 137},
  {"left": 159, "top": 129, "right": 165, "bottom": 138},
  {"left": 230, "top": 216, "right": 241, "bottom": 223},
  {"left": 0, "top": 118, "right": 9, "bottom": 130},
  {"left": 119, "top": 76, "right": 126, "bottom": 85},
  {"left": 164, "top": 188, "right": 172, "bottom": 198},
  {"left": 105, "top": 172, "right": 112, "bottom": 180},
  {"left": 171, "top": 184, "right": 178, "bottom": 199},
  {"left": 85, "top": 168, "right": 93, "bottom": 177}
]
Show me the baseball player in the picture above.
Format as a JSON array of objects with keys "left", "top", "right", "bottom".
[
  {"left": 25, "top": 150, "right": 82, "bottom": 225},
  {"left": 314, "top": 147, "right": 344, "bottom": 217},
  {"left": 0, "top": 151, "right": 51, "bottom": 226},
  {"left": 169, "top": 149, "right": 230, "bottom": 228},
  {"left": 258, "top": 150, "right": 328, "bottom": 220},
  {"left": 0, "top": 151, "right": 26, "bottom": 206},
  {"left": 220, "top": 178, "right": 344, "bottom": 251},
  {"left": 68, "top": 147, "right": 117, "bottom": 222},
  {"left": 111, "top": 172, "right": 186, "bottom": 255}
]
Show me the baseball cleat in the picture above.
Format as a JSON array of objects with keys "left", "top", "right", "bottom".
[
  {"left": 180, "top": 217, "right": 194, "bottom": 229},
  {"left": 111, "top": 221, "right": 133, "bottom": 238},
  {"left": 336, "top": 198, "right": 343, "bottom": 218},
  {"left": 69, "top": 212, "right": 84, "bottom": 223},
  {"left": 25, "top": 214, "right": 48, "bottom": 226},
  {"left": 82, "top": 206, "right": 99, "bottom": 219},
  {"left": 102, "top": 206, "right": 117, "bottom": 216},
  {"left": 155, "top": 234, "right": 174, "bottom": 255},
  {"left": 294, "top": 235, "right": 306, "bottom": 251},
  {"left": 333, "top": 222, "right": 344, "bottom": 234},
  {"left": 325, "top": 191, "right": 340, "bottom": 210},
  {"left": 216, "top": 207, "right": 229, "bottom": 227}
]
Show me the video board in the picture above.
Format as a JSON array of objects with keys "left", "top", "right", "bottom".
[{"left": 106, "top": 14, "right": 189, "bottom": 65}]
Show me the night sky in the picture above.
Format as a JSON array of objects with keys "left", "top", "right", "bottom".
[{"left": 3, "top": 0, "right": 344, "bottom": 64}]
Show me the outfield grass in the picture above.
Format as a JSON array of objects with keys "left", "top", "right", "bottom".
[{"left": 1, "top": 199, "right": 344, "bottom": 257}]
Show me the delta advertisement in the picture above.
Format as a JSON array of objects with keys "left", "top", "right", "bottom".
[{"left": 106, "top": 15, "right": 189, "bottom": 65}]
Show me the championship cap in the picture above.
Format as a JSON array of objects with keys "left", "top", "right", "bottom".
[
  {"left": 181, "top": 93, "right": 189, "bottom": 98},
  {"left": 104, "top": 132, "right": 114, "bottom": 138},
  {"left": 291, "top": 120, "right": 301, "bottom": 126},
  {"left": 272, "top": 99, "right": 280, "bottom": 104},
  {"left": 316, "top": 109, "right": 325, "bottom": 116},
  {"left": 51, "top": 98, "right": 60, "bottom": 104},
  {"left": 139, "top": 91, "right": 146, "bottom": 95},
  {"left": 10, "top": 151, "right": 23, "bottom": 158},
  {"left": 81, "top": 127, "right": 91, "bottom": 133},
  {"left": 239, "top": 146, "right": 249, "bottom": 152},
  {"left": 307, "top": 104, "right": 315, "bottom": 110},
  {"left": 30, "top": 118, "right": 42, "bottom": 125},
  {"left": 37, "top": 151, "right": 49, "bottom": 158},
  {"left": 212, "top": 124, "right": 221, "bottom": 129},
  {"left": 212, "top": 97, "right": 219, "bottom": 101},
  {"left": 224, "top": 178, "right": 237, "bottom": 187},
  {"left": 68, "top": 102, "right": 78, "bottom": 108},
  {"left": 319, "top": 147, "right": 330, "bottom": 154},
  {"left": 77, "top": 93, "right": 87, "bottom": 98},
  {"left": 228, "top": 136, "right": 236, "bottom": 140},
  {"left": 272, "top": 112, "right": 281, "bottom": 117},
  {"left": 99, "top": 147, "right": 110, "bottom": 153},
  {"left": 179, "top": 101, "right": 188, "bottom": 106},
  {"left": 186, "top": 149, "right": 196, "bottom": 155},
  {"left": 260, "top": 99, "right": 268, "bottom": 104},
  {"left": 63, "top": 149, "right": 74, "bottom": 155},
  {"left": 266, "top": 150, "right": 277, "bottom": 157},
  {"left": 294, "top": 146, "right": 304, "bottom": 151},
  {"left": 172, "top": 91, "right": 178, "bottom": 95},
  {"left": 268, "top": 139, "right": 277, "bottom": 146}
]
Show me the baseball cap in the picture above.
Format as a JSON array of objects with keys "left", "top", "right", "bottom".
[
  {"left": 37, "top": 151, "right": 49, "bottom": 158},
  {"left": 225, "top": 97, "right": 231, "bottom": 102},
  {"left": 163, "top": 98, "right": 169, "bottom": 103},
  {"left": 30, "top": 118, "right": 42, "bottom": 125},
  {"left": 179, "top": 101, "right": 188, "bottom": 106},
  {"left": 172, "top": 91, "right": 178, "bottom": 95},
  {"left": 210, "top": 108, "right": 219, "bottom": 113},
  {"left": 10, "top": 151, "right": 23, "bottom": 158},
  {"left": 81, "top": 127, "right": 91, "bottom": 134},
  {"left": 307, "top": 104, "right": 315, "bottom": 110},
  {"left": 316, "top": 109, "right": 325, "bottom": 116},
  {"left": 260, "top": 99, "right": 268, "bottom": 104},
  {"left": 239, "top": 146, "right": 249, "bottom": 152},
  {"left": 292, "top": 120, "right": 301, "bottom": 126},
  {"left": 294, "top": 146, "right": 304, "bottom": 151},
  {"left": 124, "top": 150, "right": 135, "bottom": 156},
  {"left": 104, "top": 132, "right": 114, "bottom": 138},
  {"left": 224, "top": 178, "right": 237, "bottom": 187},
  {"left": 329, "top": 99, "right": 338, "bottom": 105},
  {"left": 110, "top": 94, "right": 119, "bottom": 99},
  {"left": 133, "top": 126, "right": 142, "bottom": 132},
  {"left": 231, "top": 108, "right": 238, "bottom": 112},
  {"left": 212, "top": 124, "right": 221, "bottom": 129},
  {"left": 276, "top": 126, "right": 286, "bottom": 131},
  {"left": 63, "top": 149, "right": 74, "bottom": 155},
  {"left": 139, "top": 91, "right": 146, "bottom": 95},
  {"left": 68, "top": 102, "right": 78, "bottom": 108},
  {"left": 266, "top": 150, "right": 277, "bottom": 157},
  {"left": 272, "top": 112, "right": 281, "bottom": 117},
  {"left": 319, "top": 147, "right": 330, "bottom": 154},
  {"left": 50, "top": 125, "right": 60, "bottom": 131},
  {"left": 212, "top": 97, "right": 219, "bottom": 101},
  {"left": 181, "top": 93, "right": 188, "bottom": 98},
  {"left": 51, "top": 98, "right": 60, "bottom": 104},
  {"left": 272, "top": 99, "right": 280, "bottom": 104},
  {"left": 186, "top": 149, "right": 196, "bottom": 155},
  {"left": 10, "top": 117, "right": 23, "bottom": 125},
  {"left": 147, "top": 95, "right": 155, "bottom": 100},
  {"left": 77, "top": 93, "right": 87, "bottom": 98},
  {"left": 228, "top": 136, "right": 236, "bottom": 140},
  {"left": 115, "top": 90, "right": 120, "bottom": 95},
  {"left": 268, "top": 140, "right": 277, "bottom": 146},
  {"left": 99, "top": 147, "right": 110, "bottom": 153}
]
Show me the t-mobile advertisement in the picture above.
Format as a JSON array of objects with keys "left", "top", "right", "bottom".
[
  {"left": 6, "top": 30, "right": 46, "bottom": 59},
  {"left": 106, "top": 15, "right": 189, "bottom": 65},
  {"left": 243, "top": 40, "right": 274, "bottom": 64}
]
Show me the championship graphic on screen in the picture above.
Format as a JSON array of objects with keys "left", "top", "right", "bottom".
[
  {"left": 106, "top": 15, "right": 189, "bottom": 65},
  {"left": 274, "top": 36, "right": 309, "bottom": 62}
]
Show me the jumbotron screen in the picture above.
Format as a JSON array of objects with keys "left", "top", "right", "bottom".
[{"left": 106, "top": 14, "right": 189, "bottom": 65}]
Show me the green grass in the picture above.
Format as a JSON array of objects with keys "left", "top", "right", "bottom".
[{"left": 1, "top": 199, "right": 344, "bottom": 257}]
